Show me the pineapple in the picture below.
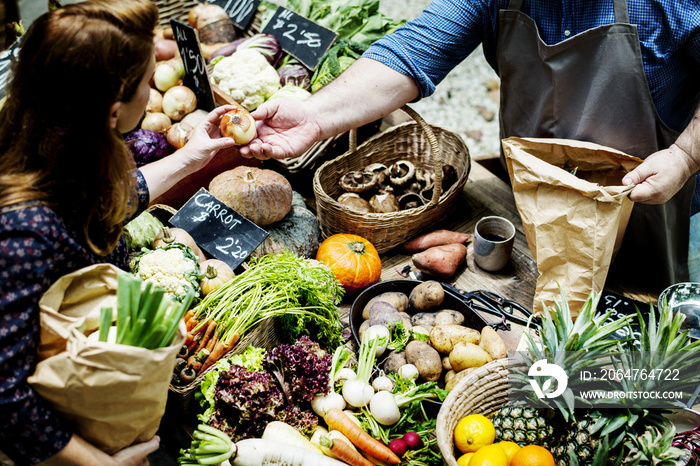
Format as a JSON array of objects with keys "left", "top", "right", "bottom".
[
  {"left": 621, "top": 426, "right": 685, "bottom": 466},
  {"left": 491, "top": 401, "right": 558, "bottom": 447}
]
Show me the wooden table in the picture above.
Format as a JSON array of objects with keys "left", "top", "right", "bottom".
[{"left": 337, "top": 159, "right": 659, "bottom": 352}]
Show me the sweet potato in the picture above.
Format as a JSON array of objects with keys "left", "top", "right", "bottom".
[
  {"left": 411, "top": 243, "right": 468, "bottom": 279},
  {"left": 403, "top": 229, "right": 472, "bottom": 253}
]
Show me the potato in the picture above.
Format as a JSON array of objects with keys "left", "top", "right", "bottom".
[
  {"left": 434, "top": 309, "right": 465, "bottom": 326},
  {"left": 442, "top": 356, "right": 453, "bottom": 371},
  {"left": 445, "top": 367, "right": 480, "bottom": 392},
  {"left": 405, "top": 340, "right": 443, "bottom": 382},
  {"left": 383, "top": 350, "right": 407, "bottom": 374},
  {"left": 449, "top": 342, "right": 493, "bottom": 372},
  {"left": 429, "top": 324, "right": 481, "bottom": 354},
  {"left": 444, "top": 369, "right": 456, "bottom": 385},
  {"left": 479, "top": 326, "right": 508, "bottom": 359},
  {"left": 362, "top": 292, "right": 409, "bottom": 319},
  {"left": 411, "top": 312, "right": 437, "bottom": 328},
  {"left": 368, "top": 301, "right": 402, "bottom": 328},
  {"left": 408, "top": 281, "right": 445, "bottom": 312}
]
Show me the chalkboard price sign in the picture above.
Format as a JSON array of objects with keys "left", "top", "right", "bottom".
[
  {"left": 170, "top": 19, "right": 217, "bottom": 111},
  {"left": 596, "top": 290, "right": 656, "bottom": 342},
  {"left": 207, "top": 0, "right": 260, "bottom": 30},
  {"left": 262, "top": 7, "right": 337, "bottom": 70},
  {"left": 169, "top": 188, "right": 269, "bottom": 270},
  {"left": 0, "top": 38, "right": 22, "bottom": 100}
]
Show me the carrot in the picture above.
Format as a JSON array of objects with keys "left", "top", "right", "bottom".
[
  {"left": 403, "top": 229, "right": 471, "bottom": 253},
  {"left": 198, "top": 332, "right": 240, "bottom": 375},
  {"left": 323, "top": 408, "right": 401, "bottom": 465},
  {"left": 205, "top": 329, "right": 219, "bottom": 353},
  {"left": 195, "top": 320, "right": 217, "bottom": 354},
  {"left": 184, "top": 309, "right": 195, "bottom": 324},
  {"left": 187, "top": 348, "right": 210, "bottom": 374},
  {"left": 186, "top": 316, "right": 199, "bottom": 332},
  {"left": 319, "top": 436, "right": 374, "bottom": 466}
]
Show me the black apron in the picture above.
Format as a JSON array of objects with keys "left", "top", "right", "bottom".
[{"left": 496, "top": 0, "right": 694, "bottom": 291}]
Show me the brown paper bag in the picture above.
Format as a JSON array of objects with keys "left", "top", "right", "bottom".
[
  {"left": 502, "top": 137, "right": 642, "bottom": 318},
  {"left": 27, "top": 263, "right": 185, "bottom": 454}
]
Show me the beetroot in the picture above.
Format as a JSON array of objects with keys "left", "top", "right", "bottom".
[
  {"left": 402, "top": 431, "right": 424, "bottom": 449},
  {"left": 388, "top": 438, "right": 408, "bottom": 457}
]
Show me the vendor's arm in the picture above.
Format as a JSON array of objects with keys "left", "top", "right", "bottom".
[
  {"left": 239, "top": 0, "right": 490, "bottom": 160},
  {"left": 623, "top": 101, "right": 700, "bottom": 204},
  {"left": 139, "top": 105, "right": 238, "bottom": 202},
  {"left": 239, "top": 57, "right": 420, "bottom": 160}
]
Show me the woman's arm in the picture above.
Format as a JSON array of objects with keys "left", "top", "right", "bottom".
[
  {"left": 239, "top": 58, "right": 420, "bottom": 160},
  {"left": 39, "top": 434, "right": 159, "bottom": 466},
  {"left": 139, "top": 105, "right": 239, "bottom": 202}
]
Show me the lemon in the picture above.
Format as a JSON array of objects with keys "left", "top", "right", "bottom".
[
  {"left": 497, "top": 440, "right": 521, "bottom": 463},
  {"left": 467, "top": 444, "right": 509, "bottom": 466},
  {"left": 457, "top": 452, "right": 475, "bottom": 466},
  {"left": 454, "top": 414, "right": 496, "bottom": 453}
]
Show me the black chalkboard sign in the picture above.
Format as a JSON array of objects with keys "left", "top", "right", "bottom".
[
  {"left": 262, "top": 7, "right": 337, "bottom": 70},
  {"left": 596, "top": 290, "right": 656, "bottom": 341},
  {"left": 0, "top": 38, "right": 22, "bottom": 100},
  {"left": 207, "top": 0, "right": 260, "bottom": 31},
  {"left": 170, "top": 19, "right": 216, "bottom": 111},
  {"left": 169, "top": 188, "right": 269, "bottom": 270}
]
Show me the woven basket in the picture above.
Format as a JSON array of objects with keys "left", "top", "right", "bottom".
[
  {"left": 313, "top": 105, "right": 471, "bottom": 254},
  {"left": 436, "top": 359, "right": 510, "bottom": 466},
  {"left": 168, "top": 317, "right": 283, "bottom": 418}
]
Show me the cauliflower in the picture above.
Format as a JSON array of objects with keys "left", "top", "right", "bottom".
[
  {"left": 211, "top": 49, "right": 280, "bottom": 111},
  {"left": 132, "top": 244, "right": 201, "bottom": 300}
]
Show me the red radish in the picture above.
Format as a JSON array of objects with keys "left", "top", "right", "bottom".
[
  {"left": 402, "top": 432, "right": 423, "bottom": 450},
  {"left": 388, "top": 438, "right": 408, "bottom": 457}
]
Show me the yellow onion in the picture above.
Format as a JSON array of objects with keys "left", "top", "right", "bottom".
[
  {"left": 162, "top": 85, "right": 197, "bottom": 121},
  {"left": 219, "top": 106, "right": 257, "bottom": 145},
  {"left": 153, "top": 58, "right": 185, "bottom": 92},
  {"left": 166, "top": 121, "right": 194, "bottom": 149},
  {"left": 146, "top": 88, "right": 163, "bottom": 113},
  {"left": 141, "top": 112, "right": 171, "bottom": 133}
]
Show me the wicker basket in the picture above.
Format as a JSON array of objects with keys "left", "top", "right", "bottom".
[
  {"left": 436, "top": 359, "right": 510, "bottom": 466},
  {"left": 313, "top": 105, "right": 471, "bottom": 254},
  {"left": 168, "top": 317, "right": 283, "bottom": 418}
]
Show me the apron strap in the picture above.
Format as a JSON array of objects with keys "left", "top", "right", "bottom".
[
  {"left": 507, "top": 0, "right": 523, "bottom": 11},
  {"left": 613, "top": 0, "right": 630, "bottom": 23}
]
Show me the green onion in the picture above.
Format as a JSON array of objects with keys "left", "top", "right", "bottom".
[{"left": 98, "top": 307, "right": 112, "bottom": 342}]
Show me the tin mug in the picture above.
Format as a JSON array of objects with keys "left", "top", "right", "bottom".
[{"left": 473, "top": 216, "right": 516, "bottom": 272}]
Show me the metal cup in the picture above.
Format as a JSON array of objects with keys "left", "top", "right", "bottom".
[{"left": 473, "top": 216, "right": 516, "bottom": 272}]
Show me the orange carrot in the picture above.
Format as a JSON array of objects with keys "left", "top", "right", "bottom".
[
  {"left": 195, "top": 320, "right": 217, "bottom": 354},
  {"left": 186, "top": 316, "right": 199, "bottom": 332},
  {"left": 324, "top": 409, "right": 401, "bottom": 464},
  {"left": 187, "top": 348, "right": 209, "bottom": 374},
  {"left": 198, "top": 332, "right": 240, "bottom": 375},
  {"left": 319, "top": 436, "right": 374, "bottom": 466},
  {"left": 205, "top": 330, "right": 219, "bottom": 353},
  {"left": 184, "top": 309, "right": 195, "bottom": 324}
]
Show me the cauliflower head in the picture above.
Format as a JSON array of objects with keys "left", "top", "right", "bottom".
[
  {"left": 211, "top": 49, "right": 281, "bottom": 111},
  {"left": 134, "top": 246, "right": 200, "bottom": 299}
]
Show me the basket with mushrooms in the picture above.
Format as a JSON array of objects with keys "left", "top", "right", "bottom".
[{"left": 336, "top": 161, "right": 459, "bottom": 214}]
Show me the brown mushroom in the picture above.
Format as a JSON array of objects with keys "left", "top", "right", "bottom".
[
  {"left": 365, "top": 163, "right": 389, "bottom": 184},
  {"left": 369, "top": 192, "right": 400, "bottom": 213},
  {"left": 339, "top": 170, "right": 378, "bottom": 193},
  {"left": 338, "top": 193, "right": 373, "bottom": 213},
  {"left": 398, "top": 192, "right": 424, "bottom": 210},
  {"left": 388, "top": 160, "right": 416, "bottom": 187}
]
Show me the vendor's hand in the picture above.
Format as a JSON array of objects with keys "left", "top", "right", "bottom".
[
  {"left": 622, "top": 144, "right": 696, "bottom": 204},
  {"left": 181, "top": 105, "right": 239, "bottom": 169},
  {"left": 111, "top": 436, "right": 160, "bottom": 466},
  {"left": 239, "top": 99, "right": 323, "bottom": 160}
]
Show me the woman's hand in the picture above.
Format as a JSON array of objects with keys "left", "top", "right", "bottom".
[
  {"left": 111, "top": 436, "right": 160, "bottom": 466},
  {"left": 239, "top": 99, "right": 323, "bottom": 160},
  {"left": 39, "top": 434, "right": 160, "bottom": 465},
  {"left": 622, "top": 144, "right": 697, "bottom": 204},
  {"left": 180, "top": 105, "right": 240, "bottom": 170}
]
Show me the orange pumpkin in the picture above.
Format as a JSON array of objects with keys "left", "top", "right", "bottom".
[{"left": 316, "top": 234, "right": 382, "bottom": 294}]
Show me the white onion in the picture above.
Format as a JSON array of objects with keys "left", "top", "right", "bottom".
[
  {"left": 153, "top": 59, "right": 184, "bottom": 92},
  {"left": 162, "top": 85, "right": 197, "bottom": 121},
  {"left": 141, "top": 112, "right": 171, "bottom": 133},
  {"left": 146, "top": 88, "right": 163, "bottom": 113}
]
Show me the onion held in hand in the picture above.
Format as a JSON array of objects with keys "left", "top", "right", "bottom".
[{"left": 219, "top": 107, "right": 257, "bottom": 145}]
